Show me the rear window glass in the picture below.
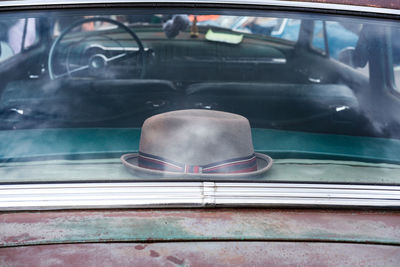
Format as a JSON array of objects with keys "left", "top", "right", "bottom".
[{"left": 0, "top": 8, "right": 399, "bottom": 184}]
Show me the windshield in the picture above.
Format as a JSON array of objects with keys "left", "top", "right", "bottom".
[{"left": 0, "top": 7, "right": 400, "bottom": 184}]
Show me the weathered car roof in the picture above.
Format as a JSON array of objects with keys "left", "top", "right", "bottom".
[{"left": 0, "top": 0, "right": 399, "bottom": 16}]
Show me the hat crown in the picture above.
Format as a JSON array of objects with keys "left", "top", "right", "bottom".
[{"left": 139, "top": 109, "right": 254, "bottom": 166}]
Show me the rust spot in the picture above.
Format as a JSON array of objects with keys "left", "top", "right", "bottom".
[
  {"left": 134, "top": 245, "right": 147, "bottom": 250},
  {"left": 4, "top": 233, "right": 35, "bottom": 243},
  {"left": 100, "top": 210, "right": 233, "bottom": 221},
  {"left": 0, "top": 213, "right": 54, "bottom": 224},
  {"left": 167, "top": 256, "right": 184, "bottom": 265},
  {"left": 150, "top": 250, "right": 160, "bottom": 258}
]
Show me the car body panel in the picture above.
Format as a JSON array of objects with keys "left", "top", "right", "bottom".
[
  {"left": 2, "top": 128, "right": 400, "bottom": 164},
  {"left": 1, "top": 209, "right": 400, "bottom": 247},
  {"left": 1, "top": 242, "right": 400, "bottom": 266}
]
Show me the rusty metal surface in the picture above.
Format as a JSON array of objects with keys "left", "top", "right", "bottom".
[
  {"left": 1, "top": 208, "right": 400, "bottom": 247},
  {"left": 291, "top": 0, "right": 400, "bottom": 10},
  {"left": 1, "top": 242, "right": 400, "bottom": 266}
]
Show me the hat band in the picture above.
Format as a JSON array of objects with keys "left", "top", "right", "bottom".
[{"left": 138, "top": 151, "right": 257, "bottom": 174}]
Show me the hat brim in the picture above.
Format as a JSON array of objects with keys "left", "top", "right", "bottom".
[{"left": 120, "top": 152, "right": 273, "bottom": 178}]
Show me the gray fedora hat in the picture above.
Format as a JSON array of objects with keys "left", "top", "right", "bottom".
[{"left": 121, "top": 109, "right": 272, "bottom": 178}]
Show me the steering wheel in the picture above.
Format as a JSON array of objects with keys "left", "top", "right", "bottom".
[{"left": 48, "top": 17, "right": 145, "bottom": 80}]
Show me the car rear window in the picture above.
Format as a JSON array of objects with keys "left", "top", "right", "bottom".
[{"left": 0, "top": 7, "right": 399, "bottom": 185}]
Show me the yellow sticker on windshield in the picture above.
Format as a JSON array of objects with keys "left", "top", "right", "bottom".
[{"left": 205, "top": 29, "right": 243, "bottom": 44}]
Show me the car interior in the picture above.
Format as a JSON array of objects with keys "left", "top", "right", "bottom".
[{"left": 0, "top": 11, "right": 383, "bottom": 139}]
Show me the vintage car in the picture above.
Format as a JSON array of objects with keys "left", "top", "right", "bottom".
[{"left": 1, "top": 0, "right": 400, "bottom": 265}]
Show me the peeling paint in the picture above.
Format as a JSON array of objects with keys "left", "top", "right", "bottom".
[
  {"left": 1, "top": 209, "right": 400, "bottom": 247},
  {"left": 1, "top": 242, "right": 400, "bottom": 266},
  {"left": 150, "top": 250, "right": 160, "bottom": 258}
]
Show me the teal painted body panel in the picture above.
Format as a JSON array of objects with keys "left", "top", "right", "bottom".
[
  {"left": 1, "top": 128, "right": 400, "bottom": 164},
  {"left": 252, "top": 128, "right": 400, "bottom": 164},
  {"left": 1, "top": 209, "right": 400, "bottom": 247}
]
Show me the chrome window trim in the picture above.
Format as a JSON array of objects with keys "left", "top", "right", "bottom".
[
  {"left": 1, "top": 182, "right": 400, "bottom": 210},
  {"left": 0, "top": 0, "right": 399, "bottom": 16},
  {"left": 0, "top": 1, "right": 398, "bottom": 211}
]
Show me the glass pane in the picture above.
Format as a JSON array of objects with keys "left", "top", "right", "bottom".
[
  {"left": 0, "top": 9, "right": 399, "bottom": 184},
  {"left": 326, "top": 21, "right": 359, "bottom": 60},
  {"left": 311, "top": 20, "right": 326, "bottom": 53},
  {"left": 278, "top": 18, "right": 301, "bottom": 42},
  {"left": 197, "top": 16, "right": 300, "bottom": 42},
  {"left": 392, "top": 28, "right": 400, "bottom": 91},
  {"left": 0, "top": 18, "right": 38, "bottom": 62}
]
